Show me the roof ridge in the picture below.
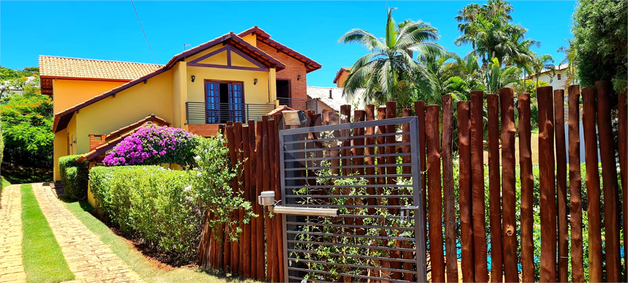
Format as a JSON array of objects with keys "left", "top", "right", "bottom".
[{"left": 39, "top": 55, "right": 164, "bottom": 66}]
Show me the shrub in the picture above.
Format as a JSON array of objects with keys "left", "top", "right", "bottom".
[
  {"left": 103, "top": 124, "right": 197, "bottom": 167},
  {"left": 89, "top": 166, "right": 201, "bottom": 265},
  {"left": 58, "top": 155, "right": 89, "bottom": 200}
]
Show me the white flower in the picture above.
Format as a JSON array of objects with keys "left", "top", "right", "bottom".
[
  {"left": 194, "top": 155, "right": 201, "bottom": 161},
  {"left": 184, "top": 185, "right": 192, "bottom": 192},
  {"left": 197, "top": 172, "right": 202, "bottom": 177}
]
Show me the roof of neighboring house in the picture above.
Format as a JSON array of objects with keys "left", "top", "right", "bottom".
[
  {"left": 39, "top": 56, "right": 163, "bottom": 81},
  {"left": 52, "top": 29, "right": 293, "bottom": 133},
  {"left": 332, "top": 67, "right": 351, "bottom": 84},
  {"left": 77, "top": 115, "right": 170, "bottom": 162},
  {"left": 239, "top": 26, "right": 322, "bottom": 73},
  {"left": 306, "top": 86, "right": 366, "bottom": 112},
  {"left": 266, "top": 105, "right": 295, "bottom": 116},
  {"left": 528, "top": 63, "right": 570, "bottom": 78}
]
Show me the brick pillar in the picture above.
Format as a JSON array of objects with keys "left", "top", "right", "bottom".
[{"left": 89, "top": 134, "right": 106, "bottom": 150}]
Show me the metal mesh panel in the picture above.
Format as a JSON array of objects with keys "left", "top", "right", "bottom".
[{"left": 279, "top": 117, "right": 426, "bottom": 283}]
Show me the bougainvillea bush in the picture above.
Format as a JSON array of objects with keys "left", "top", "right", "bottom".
[{"left": 103, "top": 124, "right": 198, "bottom": 167}]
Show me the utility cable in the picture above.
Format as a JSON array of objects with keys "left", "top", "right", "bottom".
[{"left": 130, "top": 0, "right": 157, "bottom": 63}]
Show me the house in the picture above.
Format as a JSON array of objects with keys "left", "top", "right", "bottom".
[
  {"left": 307, "top": 86, "right": 365, "bottom": 113},
  {"left": 332, "top": 67, "right": 351, "bottom": 87},
  {"left": 41, "top": 26, "right": 321, "bottom": 181},
  {"left": 527, "top": 64, "right": 575, "bottom": 91}
]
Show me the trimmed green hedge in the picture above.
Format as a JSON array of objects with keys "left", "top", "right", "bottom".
[
  {"left": 89, "top": 166, "right": 200, "bottom": 265},
  {"left": 58, "top": 155, "right": 89, "bottom": 200}
]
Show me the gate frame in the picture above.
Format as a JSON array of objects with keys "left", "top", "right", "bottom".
[{"left": 278, "top": 116, "right": 427, "bottom": 282}]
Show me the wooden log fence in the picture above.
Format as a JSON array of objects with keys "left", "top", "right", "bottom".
[{"left": 196, "top": 81, "right": 626, "bottom": 283}]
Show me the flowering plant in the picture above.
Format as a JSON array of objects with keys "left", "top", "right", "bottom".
[{"left": 103, "top": 124, "right": 198, "bottom": 166}]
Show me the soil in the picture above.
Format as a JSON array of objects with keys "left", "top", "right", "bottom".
[{"left": 109, "top": 227, "right": 180, "bottom": 271}]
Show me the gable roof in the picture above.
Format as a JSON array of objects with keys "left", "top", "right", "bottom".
[
  {"left": 239, "top": 26, "right": 322, "bottom": 73},
  {"left": 306, "top": 86, "right": 366, "bottom": 112},
  {"left": 52, "top": 30, "right": 287, "bottom": 133},
  {"left": 333, "top": 67, "right": 351, "bottom": 84},
  {"left": 39, "top": 56, "right": 163, "bottom": 81},
  {"left": 77, "top": 115, "right": 170, "bottom": 162}
]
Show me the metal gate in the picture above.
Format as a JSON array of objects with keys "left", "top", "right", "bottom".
[{"left": 279, "top": 117, "right": 426, "bottom": 282}]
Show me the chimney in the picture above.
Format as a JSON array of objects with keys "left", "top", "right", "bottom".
[
  {"left": 329, "top": 89, "right": 332, "bottom": 99},
  {"left": 89, "top": 134, "right": 106, "bottom": 150}
]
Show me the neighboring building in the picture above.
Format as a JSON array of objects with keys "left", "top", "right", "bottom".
[
  {"left": 41, "top": 26, "right": 321, "bottom": 181},
  {"left": 332, "top": 67, "right": 351, "bottom": 88},
  {"left": 307, "top": 86, "right": 366, "bottom": 113},
  {"left": 527, "top": 64, "right": 575, "bottom": 90}
]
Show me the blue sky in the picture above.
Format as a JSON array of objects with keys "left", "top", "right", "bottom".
[{"left": 1, "top": 1, "right": 577, "bottom": 87}]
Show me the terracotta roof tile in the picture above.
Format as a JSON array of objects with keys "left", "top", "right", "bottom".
[{"left": 39, "top": 55, "right": 163, "bottom": 80}]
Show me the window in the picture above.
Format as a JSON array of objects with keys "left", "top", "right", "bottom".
[
  {"left": 557, "top": 74, "right": 562, "bottom": 80},
  {"left": 205, "top": 81, "right": 245, "bottom": 123}
]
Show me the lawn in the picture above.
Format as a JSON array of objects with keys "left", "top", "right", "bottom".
[
  {"left": 64, "top": 200, "right": 256, "bottom": 283},
  {"left": 21, "top": 184, "right": 74, "bottom": 283}
]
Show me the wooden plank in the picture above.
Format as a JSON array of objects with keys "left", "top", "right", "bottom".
[
  {"left": 376, "top": 106, "right": 390, "bottom": 280},
  {"left": 242, "top": 125, "right": 251, "bottom": 278},
  {"left": 618, "top": 91, "right": 628, "bottom": 279},
  {"left": 595, "top": 81, "right": 621, "bottom": 282},
  {"left": 517, "top": 93, "right": 534, "bottom": 283},
  {"left": 457, "top": 101, "right": 474, "bottom": 283},
  {"left": 567, "top": 85, "right": 584, "bottom": 282},
  {"left": 364, "top": 105, "right": 376, "bottom": 211},
  {"left": 441, "top": 96, "right": 458, "bottom": 283},
  {"left": 248, "top": 120, "right": 258, "bottom": 279},
  {"left": 384, "top": 101, "right": 402, "bottom": 280},
  {"left": 261, "top": 117, "right": 273, "bottom": 281},
  {"left": 225, "top": 124, "right": 235, "bottom": 273},
  {"left": 486, "top": 94, "right": 503, "bottom": 282},
  {"left": 581, "top": 87, "right": 603, "bottom": 282},
  {"left": 538, "top": 86, "right": 556, "bottom": 282},
  {"left": 271, "top": 119, "right": 285, "bottom": 283},
  {"left": 400, "top": 108, "right": 414, "bottom": 282},
  {"left": 499, "top": 88, "right": 517, "bottom": 283},
  {"left": 426, "top": 105, "right": 445, "bottom": 283},
  {"left": 414, "top": 101, "right": 427, "bottom": 251},
  {"left": 470, "top": 91, "right": 488, "bottom": 282},
  {"left": 553, "top": 89, "right": 568, "bottom": 283},
  {"left": 340, "top": 105, "right": 352, "bottom": 177},
  {"left": 268, "top": 119, "right": 280, "bottom": 282},
  {"left": 233, "top": 122, "right": 243, "bottom": 275}
]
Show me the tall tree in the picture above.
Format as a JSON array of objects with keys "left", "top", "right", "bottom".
[{"left": 339, "top": 8, "right": 442, "bottom": 108}]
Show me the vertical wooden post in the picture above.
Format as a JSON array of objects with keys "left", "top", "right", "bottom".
[
  {"left": 242, "top": 125, "right": 251, "bottom": 278},
  {"left": 470, "top": 91, "right": 488, "bottom": 282},
  {"left": 581, "top": 88, "right": 603, "bottom": 282},
  {"left": 457, "top": 101, "right": 474, "bottom": 283},
  {"left": 595, "top": 81, "right": 621, "bottom": 282},
  {"left": 268, "top": 120, "right": 281, "bottom": 282},
  {"left": 353, "top": 109, "right": 366, "bottom": 176},
  {"left": 441, "top": 95, "right": 458, "bottom": 283},
  {"left": 553, "top": 89, "right": 568, "bottom": 283},
  {"left": 618, "top": 91, "right": 628, "bottom": 278},
  {"left": 340, "top": 105, "right": 352, "bottom": 177},
  {"left": 517, "top": 93, "right": 534, "bottom": 283},
  {"left": 248, "top": 120, "right": 258, "bottom": 279},
  {"left": 538, "top": 86, "right": 557, "bottom": 282},
  {"left": 487, "top": 94, "right": 503, "bottom": 282},
  {"left": 567, "top": 86, "right": 584, "bottom": 282},
  {"left": 426, "top": 105, "right": 445, "bottom": 283},
  {"left": 384, "top": 101, "right": 402, "bottom": 279},
  {"left": 273, "top": 119, "right": 286, "bottom": 283},
  {"left": 254, "top": 121, "right": 265, "bottom": 280},
  {"left": 364, "top": 105, "right": 376, "bottom": 211},
  {"left": 376, "top": 106, "right": 390, "bottom": 280},
  {"left": 499, "top": 88, "right": 517, "bottom": 283},
  {"left": 233, "top": 122, "right": 243, "bottom": 275},
  {"left": 414, "top": 101, "right": 427, "bottom": 250},
  {"left": 225, "top": 124, "right": 235, "bottom": 273},
  {"left": 400, "top": 108, "right": 414, "bottom": 282},
  {"left": 261, "top": 117, "right": 273, "bottom": 281}
]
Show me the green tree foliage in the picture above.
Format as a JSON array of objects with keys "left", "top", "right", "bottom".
[
  {"left": 339, "top": 8, "right": 442, "bottom": 108},
  {"left": 0, "top": 77, "right": 54, "bottom": 168},
  {"left": 572, "top": 0, "right": 627, "bottom": 92}
]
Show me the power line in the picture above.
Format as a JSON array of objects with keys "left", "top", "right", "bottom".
[{"left": 130, "top": 0, "right": 157, "bottom": 63}]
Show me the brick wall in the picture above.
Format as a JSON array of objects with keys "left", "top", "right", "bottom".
[
  {"left": 256, "top": 41, "right": 308, "bottom": 106},
  {"left": 89, "top": 134, "right": 106, "bottom": 150}
]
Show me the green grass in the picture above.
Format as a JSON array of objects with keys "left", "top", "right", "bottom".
[
  {"left": 64, "top": 200, "right": 254, "bottom": 283},
  {"left": 21, "top": 184, "right": 74, "bottom": 283},
  {"left": 1, "top": 176, "right": 10, "bottom": 189}
]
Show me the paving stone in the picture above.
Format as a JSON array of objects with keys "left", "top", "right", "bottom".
[
  {"left": 0, "top": 185, "right": 26, "bottom": 283},
  {"left": 31, "top": 183, "right": 142, "bottom": 282}
]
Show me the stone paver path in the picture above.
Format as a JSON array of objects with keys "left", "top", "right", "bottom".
[
  {"left": 0, "top": 185, "right": 27, "bottom": 283},
  {"left": 32, "top": 183, "right": 143, "bottom": 283}
]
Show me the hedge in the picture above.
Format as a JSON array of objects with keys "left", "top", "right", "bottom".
[
  {"left": 89, "top": 166, "right": 200, "bottom": 265},
  {"left": 58, "top": 155, "right": 89, "bottom": 200}
]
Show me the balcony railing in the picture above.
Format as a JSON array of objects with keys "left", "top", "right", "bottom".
[{"left": 185, "top": 98, "right": 319, "bottom": 125}]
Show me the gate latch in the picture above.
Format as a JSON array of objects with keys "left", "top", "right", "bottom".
[{"left": 400, "top": 206, "right": 419, "bottom": 223}]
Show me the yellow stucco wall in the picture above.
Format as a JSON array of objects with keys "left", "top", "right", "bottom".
[
  {"left": 172, "top": 61, "right": 188, "bottom": 129},
  {"left": 240, "top": 33, "right": 257, "bottom": 47},
  {"left": 74, "top": 70, "right": 174, "bottom": 154},
  {"left": 53, "top": 79, "right": 127, "bottom": 114},
  {"left": 53, "top": 114, "right": 77, "bottom": 181}
]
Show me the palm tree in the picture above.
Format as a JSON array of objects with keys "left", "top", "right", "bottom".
[
  {"left": 483, "top": 57, "right": 521, "bottom": 94},
  {"left": 339, "top": 8, "right": 442, "bottom": 108},
  {"left": 526, "top": 54, "right": 555, "bottom": 86}
]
